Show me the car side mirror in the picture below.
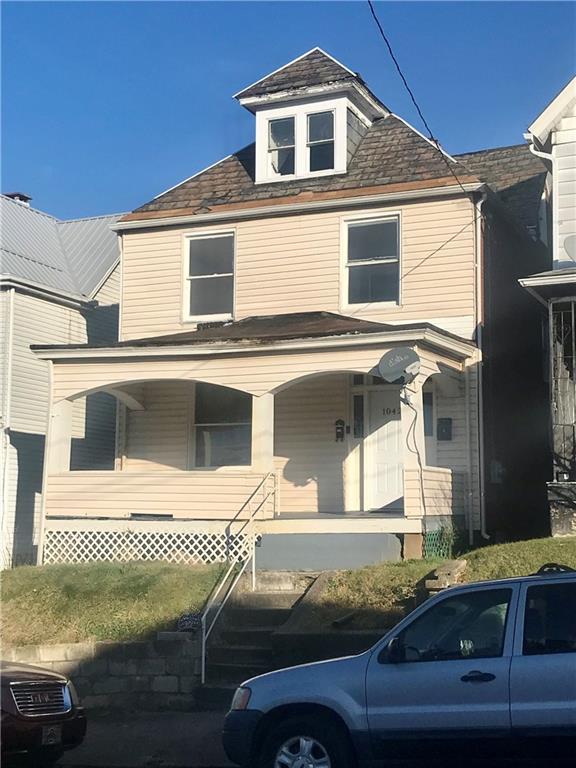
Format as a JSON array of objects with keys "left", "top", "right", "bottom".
[{"left": 381, "top": 636, "right": 405, "bottom": 664}]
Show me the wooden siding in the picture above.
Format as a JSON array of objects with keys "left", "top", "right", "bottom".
[
  {"left": 554, "top": 103, "right": 576, "bottom": 265},
  {"left": 45, "top": 471, "right": 270, "bottom": 520},
  {"left": 51, "top": 342, "right": 466, "bottom": 403},
  {"left": 120, "top": 197, "right": 476, "bottom": 341},
  {"left": 274, "top": 374, "right": 349, "bottom": 513},
  {"left": 405, "top": 466, "right": 465, "bottom": 518},
  {"left": 125, "top": 381, "right": 191, "bottom": 471}
]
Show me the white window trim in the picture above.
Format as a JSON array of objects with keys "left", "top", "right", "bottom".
[
  {"left": 255, "top": 97, "right": 348, "bottom": 184},
  {"left": 181, "top": 229, "right": 236, "bottom": 324},
  {"left": 340, "top": 211, "right": 402, "bottom": 313}
]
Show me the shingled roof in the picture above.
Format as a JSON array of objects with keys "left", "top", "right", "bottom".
[
  {"left": 455, "top": 145, "right": 547, "bottom": 234},
  {"left": 126, "top": 115, "right": 476, "bottom": 220},
  {"left": 235, "top": 48, "right": 360, "bottom": 100}
]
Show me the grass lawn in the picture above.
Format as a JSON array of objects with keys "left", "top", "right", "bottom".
[
  {"left": 319, "top": 536, "right": 576, "bottom": 630},
  {"left": 1, "top": 560, "right": 223, "bottom": 647}
]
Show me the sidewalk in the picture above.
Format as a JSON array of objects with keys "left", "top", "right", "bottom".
[{"left": 59, "top": 710, "right": 233, "bottom": 768}]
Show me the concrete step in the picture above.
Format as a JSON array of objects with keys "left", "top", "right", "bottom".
[
  {"left": 208, "top": 644, "right": 275, "bottom": 666},
  {"left": 231, "top": 590, "right": 303, "bottom": 610},
  {"left": 242, "top": 570, "right": 317, "bottom": 593},
  {"left": 207, "top": 661, "right": 271, "bottom": 685},
  {"left": 221, "top": 626, "right": 277, "bottom": 645},
  {"left": 225, "top": 606, "right": 292, "bottom": 627}
]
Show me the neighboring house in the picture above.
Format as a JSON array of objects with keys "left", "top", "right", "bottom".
[
  {"left": 520, "top": 76, "right": 576, "bottom": 536},
  {"left": 34, "top": 49, "right": 550, "bottom": 570},
  {"left": 0, "top": 193, "right": 121, "bottom": 567}
]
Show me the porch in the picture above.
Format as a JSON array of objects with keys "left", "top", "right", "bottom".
[{"left": 36, "top": 313, "right": 478, "bottom": 566}]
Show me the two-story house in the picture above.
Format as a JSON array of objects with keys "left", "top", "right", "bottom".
[
  {"left": 520, "top": 76, "right": 576, "bottom": 537},
  {"left": 33, "top": 49, "right": 550, "bottom": 569},
  {"left": 0, "top": 193, "right": 121, "bottom": 567}
]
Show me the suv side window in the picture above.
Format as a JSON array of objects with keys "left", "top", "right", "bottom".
[
  {"left": 523, "top": 582, "right": 576, "bottom": 655},
  {"left": 396, "top": 588, "right": 512, "bottom": 663}
]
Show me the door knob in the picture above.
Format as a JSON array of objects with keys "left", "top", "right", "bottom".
[{"left": 461, "top": 671, "right": 496, "bottom": 683}]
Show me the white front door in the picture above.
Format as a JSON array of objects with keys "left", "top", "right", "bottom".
[{"left": 364, "top": 388, "right": 403, "bottom": 511}]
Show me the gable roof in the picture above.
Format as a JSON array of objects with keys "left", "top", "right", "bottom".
[
  {"left": 124, "top": 114, "right": 478, "bottom": 221},
  {"left": 234, "top": 47, "right": 359, "bottom": 101},
  {"left": 455, "top": 144, "right": 547, "bottom": 233},
  {"left": 0, "top": 195, "right": 122, "bottom": 300},
  {"left": 528, "top": 76, "right": 576, "bottom": 145}
]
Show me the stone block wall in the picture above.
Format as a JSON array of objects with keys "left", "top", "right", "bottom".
[{"left": 4, "top": 632, "right": 202, "bottom": 710}]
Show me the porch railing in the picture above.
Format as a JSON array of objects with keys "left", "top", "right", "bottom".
[{"left": 200, "top": 471, "right": 277, "bottom": 684}]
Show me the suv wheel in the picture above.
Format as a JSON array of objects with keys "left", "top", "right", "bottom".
[{"left": 257, "top": 715, "right": 354, "bottom": 768}]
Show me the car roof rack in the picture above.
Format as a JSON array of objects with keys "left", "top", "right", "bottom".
[{"left": 534, "top": 562, "right": 576, "bottom": 575}]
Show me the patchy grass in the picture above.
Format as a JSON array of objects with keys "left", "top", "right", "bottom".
[
  {"left": 463, "top": 536, "right": 576, "bottom": 582},
  {"left": 318, "top": 536, "right": 576, "bottom": 630},
  {"left": 1, "top": 560, "right": 223, "bottom": 647}
]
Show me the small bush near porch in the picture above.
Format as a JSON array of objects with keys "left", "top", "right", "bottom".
[
  {"left": 319, "top": 536, "right": 576, "bottom": 630},
  {"left": 1, "top": 561, "right": 222, "bottom": 647}
]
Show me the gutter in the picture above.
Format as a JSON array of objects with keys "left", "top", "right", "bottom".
[
  {"left": 112, "top": 182, "right": 483, "bottom": 233},
  {"left": 32, "top": 327, "right": 477, "bottom": 363},
  {"left": 474, "top": 192, "right": 490, "bottom": 541},
  {"left": 0, "top": 276, "right": 95, "bottom": 309},
  {"left": 1, "top": 288, "right": 15, "bottom": 568}
]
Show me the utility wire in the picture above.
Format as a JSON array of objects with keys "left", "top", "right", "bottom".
[{"left": 367, "top": 0, "right": 472, "bottom": 197}]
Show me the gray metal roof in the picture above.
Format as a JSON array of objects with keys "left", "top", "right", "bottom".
[{"left": 0, "top": 195, "right": 122, "bottom": 300}]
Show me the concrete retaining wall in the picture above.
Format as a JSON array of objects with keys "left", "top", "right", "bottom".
[{"left": 4, "top": 632, "right": 202, "bottom": 710}]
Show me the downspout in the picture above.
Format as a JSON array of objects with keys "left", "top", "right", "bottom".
[
  {"left": 474, "top": 193, "right": 490, "bottom": 540},
  {"left": 1, "top": 288, "right": 15, "bottom": 568},
  {"left": 36, "top": 359, "right": 53, "bottom": 565}
]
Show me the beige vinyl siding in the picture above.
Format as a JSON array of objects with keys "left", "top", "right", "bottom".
[
  {"left": 553, "top": 103, "right": 576, "bottom": 265},
  {"left": 45, "top": 471, "right": 269, "bottom": 520},
  {"left": 274, "top": 374, "right": 348, "bottom": 513},
  {"left": 94, "top": 264, "right": 120, "bottom": 305},
  {"left": 50, "top": 342, "right": 466, "bottom": 403},
  {"left": 404, "top": 467, "right": 466, "bottom": 518},
  {"left": 120, "top": 196, "right": 476, "bottom": 341},
  {"left": 125, "top": 381, "right": 191, "bottom": 471},
  {"left": 0, "top": 291, "right": 7, "bottom": 419}
]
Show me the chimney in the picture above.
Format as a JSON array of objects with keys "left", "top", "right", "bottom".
[{"left": 4, "top": 192, "right": 32, "bottom": 207}]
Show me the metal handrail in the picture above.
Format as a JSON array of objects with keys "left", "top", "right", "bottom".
[{"left": 200, "top": 472, "right": 276, "bottom": 684}]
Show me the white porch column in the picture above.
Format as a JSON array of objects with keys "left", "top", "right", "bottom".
[
  {"left": 47, "top": 399, "right": 73, "bottom": 473},
  {"left": 252, "top": 393, "right": 275, "bottom": 473},
  {"left": 401, "top": 375, "right": 426, "bottom": 557}
]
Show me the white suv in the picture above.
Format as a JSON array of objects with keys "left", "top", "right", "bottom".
[{"left": 223, "top": 564, "right": 576, "bottom": 767}]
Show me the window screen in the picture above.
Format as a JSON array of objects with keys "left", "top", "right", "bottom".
[
  {"left": 347, "top": 219, "right": 399, "bottom": 304},
  {"left": 188, "top": 234, "right": 234, "bottom": 317},
  {"left": 193, "top": 383, "right": 252, "bottom": 468}
]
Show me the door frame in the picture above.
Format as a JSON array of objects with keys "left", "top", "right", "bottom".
[{"left": 350, "top": 376, "right": 403, "bottom": 512}]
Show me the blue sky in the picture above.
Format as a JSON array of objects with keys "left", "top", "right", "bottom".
[{"left": 2, "top": 1, "right": 575, "bottom": 219}]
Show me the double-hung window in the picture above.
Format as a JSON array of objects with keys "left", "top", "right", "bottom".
[
  {"left": 307, "top": 111, "right": 334, "bottom": 172},
  {"left": 192, "top": 383, "right": 252, "bottom": 468},
  {"left": 187, "top": 232, "right": 234, "bottom": 320},
  {"left": 346, "top": 218, "right": 400, "bottom": 305},
  {"left": 268, "top": 117, "right": 295, "bottom": 176}
]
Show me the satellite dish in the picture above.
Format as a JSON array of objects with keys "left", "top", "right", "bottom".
[{"left": 378, "top": 348, "right": 421, "bottom": 386}]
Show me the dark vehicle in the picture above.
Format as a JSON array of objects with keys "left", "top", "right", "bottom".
[{"left": 1, "top": 661, "right": 87, "bottom": 767}]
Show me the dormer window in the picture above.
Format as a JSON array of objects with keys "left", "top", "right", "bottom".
[
  {"left": 268, "top": 117, "right": 295, "bottom": 176},
  {"left": 307, "top": 111, "right": 334, "bottom": 172}
]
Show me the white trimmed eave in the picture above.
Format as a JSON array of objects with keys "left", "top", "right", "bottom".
[
  {"left": 0, "top": 275, "right": 93, "bottom": 308},
  {"left": 520, "top": 272, "right": 576, "bottom": 288},
  {"left": 112, "top": 182, "right": 483, "bottom": 233},
  {"left": 528, "top": 77, "right": 576, "bottom": 144},
  {"left": 32, "top": 327, "right": 477, "bottom": 364}
]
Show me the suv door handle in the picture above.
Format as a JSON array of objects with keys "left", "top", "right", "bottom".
[{"left": 461, "top": 671, "right": 496, "bottom": 683}]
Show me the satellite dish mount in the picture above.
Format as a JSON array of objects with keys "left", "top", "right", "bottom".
[{"left": 377, "top": 348, "right": 421, "bottom": 397}]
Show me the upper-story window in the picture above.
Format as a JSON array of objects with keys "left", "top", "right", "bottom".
[
  {"left": 256, "top": 99, "right": 353, "bottom": 183},
  {"left": 186, "top": 232, "right": 234, "bottom": 320},
  {"left": 268, "top": 117, "right": 295, "bottom": 176},
  {"left": 307, "top": 111, "right": 334, "bottom": 172},
  {"left": 344, "top": 217, "right": 400, "bottom": 305}
]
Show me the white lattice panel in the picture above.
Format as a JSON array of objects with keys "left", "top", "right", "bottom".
[{"left": 43, "top": 528, "right": 255, "bottom": 565}]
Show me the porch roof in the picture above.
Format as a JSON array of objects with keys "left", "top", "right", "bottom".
[{"left": 32, "top": 311, "right": 476, "bottom": 358}]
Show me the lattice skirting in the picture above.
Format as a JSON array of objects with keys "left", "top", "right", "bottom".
[{"left": 42, "top": 524, "right": 256, "bottom": 565}]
